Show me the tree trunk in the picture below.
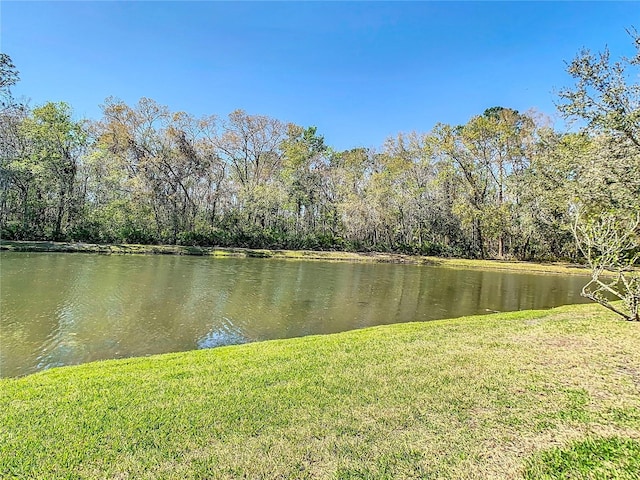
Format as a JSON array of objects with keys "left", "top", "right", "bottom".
[{"left": 54, "top": 186, "right": 65, "bottom": 239}]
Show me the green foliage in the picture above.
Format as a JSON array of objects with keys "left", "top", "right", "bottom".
[
  {"left": 559, "top": 30, "right": 640, "bottom": 305},
  {"left": 0, "top": 221, "right": 34, "bottom": 240},
  {"left": 0, "top": 102, "right": 87, "bottom": 240},
  {"left": 0, "top": 53, "right": 20, "bottom": 110},
  {"left": 558, "top": 28, "right": 640, "bottom": 151},
  {"left": 1, "top": 35, "right": 638, "bottom": 262},
  {"left": 0, "top": 96, "right": 625, "bottom": 261},
  {"left": 433, "top": 108, "right": 536, "bottom": 259}
]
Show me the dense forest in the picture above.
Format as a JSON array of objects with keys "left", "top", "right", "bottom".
[{"left": 1, "top": 33, "right": 638, "bottom": 261}]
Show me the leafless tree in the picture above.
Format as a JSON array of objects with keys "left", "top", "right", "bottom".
[{"left": 572, "top": 210, "right": 639, "bottom": 321}]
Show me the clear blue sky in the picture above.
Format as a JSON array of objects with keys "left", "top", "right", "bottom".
[{"left": 1, "top": 1, "right": 637, "bottom": 150}]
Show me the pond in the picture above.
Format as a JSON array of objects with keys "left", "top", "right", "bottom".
[{"left": 0, "top": 252, "right": 589, "bottom": 377}]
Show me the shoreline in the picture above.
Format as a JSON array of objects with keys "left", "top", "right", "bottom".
[
  {"left": 0, "top": 239, "right": 590, "bottom": 275},
  {"left": 2, "top": 303, "right": 638, "bottom": 478}
]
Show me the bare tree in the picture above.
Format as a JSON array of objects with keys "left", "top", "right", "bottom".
[{"left": 572, "top": 210, "right": 639, "bottom": 321}]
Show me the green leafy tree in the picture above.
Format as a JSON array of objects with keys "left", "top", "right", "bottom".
[
  {"left": 330, "top": 147, "right": 375, "bottom": 249},
  {"left": 559, "top": 28, "right": 640, "bottom": 318},
  {"left": 0, "top": 54, "right": 28, "bottom": 237},
  {"left": 280, "top": 124, "right": 330, "bottom": 238},
  {"left": 380, "top": 131, "right": 458, "bottom": 254},
  {"left": 558, "top": 28, "right": 640, "bottom": 151},
  {"left": 213, "top": 110, "right": 286, "bottom": 231},
  {"left": 18, "top": 102, "right": 87, "bottom": 238},
  {"left": 97, "top": 98, "right": 226, "bottom": 243},
  {"left": 0, "top": 53, "right": 20, "bottom": 112},
  {"left": 434, "top": 108, "right": 535, "bottom": 258}
]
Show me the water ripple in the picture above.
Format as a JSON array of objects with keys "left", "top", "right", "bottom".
[{"left": 197, "top": 317, "right": 247, "bottom": 349}]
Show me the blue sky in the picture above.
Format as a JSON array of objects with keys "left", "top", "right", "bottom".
[{"left": 1, "top": 1, "right": 637, "bottom": 150}]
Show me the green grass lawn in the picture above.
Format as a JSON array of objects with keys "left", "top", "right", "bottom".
[{"left": 2, "top": 304, "right": 639, "bottom": 479}]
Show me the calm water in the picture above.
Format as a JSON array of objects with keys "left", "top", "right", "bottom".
[{"left": 0, "top": 252, "right": 589, "bottom": 377}]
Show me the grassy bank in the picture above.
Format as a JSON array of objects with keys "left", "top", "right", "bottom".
[
  {"left": 0, "top": 240, "right": 590, "bottom": 275},
  {"left": 2, "top": 304, "right": 639, "bottom": 479}
]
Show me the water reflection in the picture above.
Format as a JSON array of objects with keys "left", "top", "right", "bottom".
[
  {"left": 197, "top": 318, "right": 247, "bottom": 349},
  {"left": 0, "top": 253, "right": 589, "bottom": 377}
]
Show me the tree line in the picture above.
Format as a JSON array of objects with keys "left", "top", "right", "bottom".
[{"left": 1, "top": 32, "right": 638, "bottom": 262}]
